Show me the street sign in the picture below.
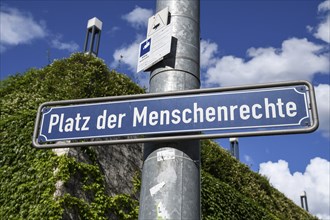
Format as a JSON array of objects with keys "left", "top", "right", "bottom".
[
  {"left": 32, "top": 81, "right": 318, "bottom": 148},
  {"left": 137, "top": 23, "right": 172, "bottom": 73},
  {"left": 137, "top": 7, "right": 172, "bottom": 73}
]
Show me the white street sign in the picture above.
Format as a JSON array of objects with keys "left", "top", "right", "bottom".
[{"left": 137, "top": 23, "right": 172, "bottom": 73}]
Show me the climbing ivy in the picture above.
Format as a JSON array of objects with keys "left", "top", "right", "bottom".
[
  {"left": 0, "top": 53, "right": 143, "bottom": 219},
  {"left": 55, "top": 155, "right": 139, "bottom": 220},
  {"left": 201, "top": 140, "right": 317, "bottom": 220}
]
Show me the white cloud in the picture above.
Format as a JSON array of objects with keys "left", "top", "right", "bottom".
[
  {"left": 313, "top": 0, "right": 330, "bottom": 43},
  {"left": 107, "top": 26, "right": 120, "bottom": 36},
  {"left": 200, "top": 39, "right": 218, "bottom": 69},
  {"left": 259, "top": 158, "right": 330, "bottom": 219},
  {"left": 122, "top": 6, "right": 153, "bottom": 29},
  {"left": 111, "top": 35, "right": 143, "bottom": 72},
  {"left": 50, "top": 35, "right": 79, "bottom": 52},
  {"left": 0, "top": 6, "right": 46, "bottom": 51},
  {"left": 0, "top": 6, "right": 79, "bottom": 53},
  {"left": 204, "top": 38, "right": 329, "bottom": 87},
  {"left": 315, "top": 84, "right": 330, "bottom": 138},
  {"left": 318, "top": 0, "right": 330, "bottom": 12},
  {"left": 314, "top": 15, "right": 330, "bottom": 43}
]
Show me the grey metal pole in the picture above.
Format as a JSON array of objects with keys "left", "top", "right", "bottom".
[
  {"left": 300, "top": 195, "right": 305, "bottom": 211},
  {"left": 230, "top": 138, "right": 239, "bottom": 160},
  {"left": 138, "top": 0, "right": 201, "bottom": 219},
  {"left": 89, "top": 26, "right": 96, "bottom": 55},
  {"left": 300, "top": 191, "right": 309, "bottom": 212},
  {"left": 95, "top": 30, "right": 101, "bottom": 57},
  {"left": 305, "top": 196, "right": 309, "bottom": 212},
  {"left": 83, "top": 31, "right": 89, "bottom": 53}
]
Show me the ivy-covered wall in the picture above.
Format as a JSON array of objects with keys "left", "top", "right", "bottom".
[
  {"left": 201, "top": 140, "right": 317, "bottom": 220},
  {"left": 0, "top": 54, "right": 144, "bottom": 219},
  {"left": 0, "top": 53, "right": 316, "bottom": 219}
]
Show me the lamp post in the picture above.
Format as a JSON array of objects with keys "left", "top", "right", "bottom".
[
  {"left": 83, "top": 17, "right": 102, "bottom": 57},
  {"left": 300, "top": 191, "right": 309, "bottom": 212},
  {"left": 230, "top": 137, "right": 239, "bottom": 160}
]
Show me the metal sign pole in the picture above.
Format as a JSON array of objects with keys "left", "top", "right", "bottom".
[{"left": 138, "top": 0, "right": 201, "bottom": 219}]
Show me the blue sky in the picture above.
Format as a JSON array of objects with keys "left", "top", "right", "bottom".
[{"left": 1, "top": 0, "right": 329, "bottom": 218}]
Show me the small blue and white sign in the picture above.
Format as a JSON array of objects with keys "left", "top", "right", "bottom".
[
  {"left": 140, "top": 38, "right": 151, "bottom": 57},
  {"left": 35, "top": 83, "right": 316, "bottom": 145}
]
